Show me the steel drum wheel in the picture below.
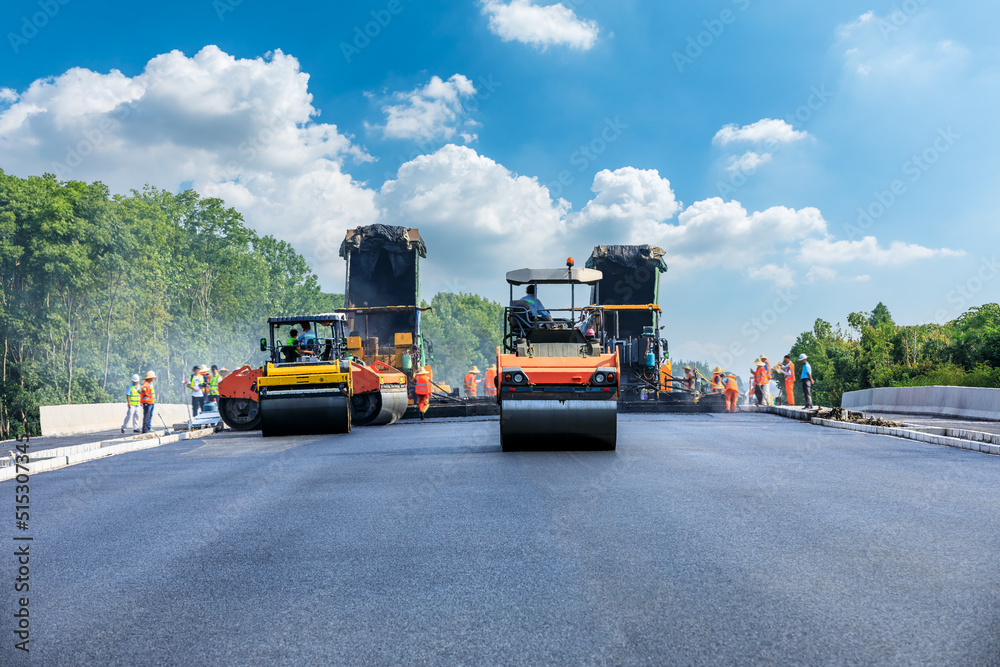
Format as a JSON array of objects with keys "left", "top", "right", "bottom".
[{"left": 218, "top": 397, "right": 262, "bottom": 431}]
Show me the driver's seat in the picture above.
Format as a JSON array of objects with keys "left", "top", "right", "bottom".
[{"left": 509, "top": 299, "right": 534, "bottom": 338}]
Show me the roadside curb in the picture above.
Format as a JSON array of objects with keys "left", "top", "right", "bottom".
[
  {"left": 0, "top": 428, "right": 216, "bottom": 482},
  {"left": 745, "top": 405, "right": 1000, "bottom": 456}
]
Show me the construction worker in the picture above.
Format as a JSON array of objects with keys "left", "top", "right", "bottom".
[
  {"left": 484, "top": 363, "right": 498, "bottom": 398},
  {"left": 683, "top": 366, "right": 696, "bottom": 392},
  {"left": 724, "top": 373, "right": 740, "bottom": 412},
  {"left": 464, "top": 366, "right": 480, "bottom": 397},
  {"left": 207, "top": 365, "right": 222, "bottom": 407},
  {"left": 760, "top": 355, "right": 773, "bottom": 405},
  {"left": 122, "top": 374, "right": 142, "bottom": 433},
  {"left": 799, "top": 353, "right": 814, "bottom": 408},
  {"left": 297, "top": 322, "right": 318, "bottom": 354},
  {"left": 414, "top": 366, "right": 432, "bottom": 419},
  {"left": 752, "top": 359, "right": 768, "bottom": 405},
  {"left": 520, "top": 284, "right": 552, "bottom": 321},
  {"left": 139, "top": 371, "right": 157, "bottom": 433},
  {"left": 711, "top": 366, "right": 725, "bottom": 393},
  {"left": 186, "top": 365, "right": 205, "bottom": 417},
  {"left": 779, "top": 355, "right": 796, "bottom": 405}
]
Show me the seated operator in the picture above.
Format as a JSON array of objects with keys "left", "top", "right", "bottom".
[{"left": 520, "top": 284, "right": 552, "bottom": 321}]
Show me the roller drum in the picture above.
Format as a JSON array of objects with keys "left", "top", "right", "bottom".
[
  {"left": 352, "top": 387, "right": 408, "bottom": 426},
  {"left": 260, "top": 390, "right": 351, "bottom": 437},
  {"left": 500, "top": 398, "right": 617, "bottom": 451}
]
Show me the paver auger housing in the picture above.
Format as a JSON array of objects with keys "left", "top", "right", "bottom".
[{"left": 496, "top": 260, "right": 619, "bottom": 451}]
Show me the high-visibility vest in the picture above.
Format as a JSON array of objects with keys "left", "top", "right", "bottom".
[
  {"left": 209, "top": 374, "right": 221, "bottom": 396},
  {"left": 464, "top": 372, "right": 477, "bottom": 396},
  {"left": 725, "top": 375, "right": 738, "bottom": 392},
  {"left": 415, "top": 373, "right": 432, "bottom": 396},
  {"left": 126, "top": 384, "right": 141, "bottom": 406},
  {"left": 755, "top": 365, "right": 769, "bottom": 384},
  {"left": 784, "top": 362, "right": 796, "bottom": 383},
  {"left": 140, "top": 381, "right": 156, "bottom": 404},
  {"left": 484, "top": 370, "right": 497, "bottom": 395},
  {"left": 711, "top": 373, "right": 724, "bottom": 391}
]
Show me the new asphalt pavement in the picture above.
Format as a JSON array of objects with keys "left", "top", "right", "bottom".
[{"left": 4, "top": 413, "right": 999, "bottom": 665}]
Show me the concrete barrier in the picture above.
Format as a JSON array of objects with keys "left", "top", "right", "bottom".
[
  {"left": 841, "top": 386, "right": 1000, "bottom": 421},
  {"left": 40, "top": 403, "right": 193, "bottom": 437}
]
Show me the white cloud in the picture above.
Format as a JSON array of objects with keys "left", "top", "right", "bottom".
[
  {"left": 377, "top": 144, "right": 569, "bottom": 295},
  {"left": 726, "top": 150, "right": 772, "bottom": 172},
  {"left": 0, "top": 88, "right": 18, "bottom": 103},
  {"left": 799, "top": 236, "right": 965, "bottom": 266},
  {"left": 573, "top": 167, "right": 681, "bottom": 230},
  {"left": 0, "top": 46, "right": 379, "bottom": 289},
  {"left": 748, "top": 264, "right": 796, "bottom": 288},
  {"left": 375, "top": 74, "right": 478, "bottom": 143},
  {"left": 804, "top": 266, "right": 838, "bottom": 284},
  {"left": 482, "top": 0, "right": 600, "bottom": 51},
  {"left": 713, "top": 118, "right": 808, "bottom": 146}
]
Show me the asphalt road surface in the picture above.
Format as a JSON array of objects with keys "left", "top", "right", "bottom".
[{"left": 5, "top": 413, "right": 1000, "bottom": 665}]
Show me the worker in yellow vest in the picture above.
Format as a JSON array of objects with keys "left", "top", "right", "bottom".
[
  {"left": 207, "top": 365, "right": 222, "bottom": 408},
  {"left": 415, "top": 366, "right": 433, "bottom": 419},
  {"left": 464, "top": 366, "right": 480, "bottom": 397},
  {"left": 122, "top": 374, "right": 142, "bottom": 433},
  {"left": 484, "top": 364, "right": 497, "bottom": 397}
]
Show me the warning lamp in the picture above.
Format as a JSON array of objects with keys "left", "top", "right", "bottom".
[{"left": 566, "top": 257, "right": 574, "bottom": 267}]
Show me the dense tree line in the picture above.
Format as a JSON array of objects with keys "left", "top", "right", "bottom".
[
  {"left": 420, "top": 292, "right": 504, "bottom": 390},
  {"left": 789, "top": 302, "right": 1000, "bottom": 407},
  {"left": 0, "top": 171, "right": 341, "bottom": 439}
]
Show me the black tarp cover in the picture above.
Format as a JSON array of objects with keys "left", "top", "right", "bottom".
[{"left": 586, "top": 245, "right": 667, "bottom": 306}]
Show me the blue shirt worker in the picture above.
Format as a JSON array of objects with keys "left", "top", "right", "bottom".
[
  {"left": 297, "top": 322, "right": 319, "bottom": 354},
  {"left": 521, "top": 284, "right": 552, "bottom": 321},
  {"left": 799, "top": 353, "right": 814, "bottom": 409}
]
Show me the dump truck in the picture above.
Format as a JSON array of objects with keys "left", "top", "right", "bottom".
[
  {"left": 217, "top": 313, "right": 409, "bottom": 433},
  {"left": 496, "top": 260, "right": 619, "bottom": 451},
  {"left": 339, "top": 225, "right": 433, "bottom": 395}
]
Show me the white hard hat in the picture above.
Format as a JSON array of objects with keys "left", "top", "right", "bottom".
[
  {"left": 131, "top": 374, "right": 140, "bottom": 383},
  {"left": 798, "top": 353, "right": 808, "bottom": 361}
]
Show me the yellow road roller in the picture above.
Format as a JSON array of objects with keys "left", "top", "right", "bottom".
[{"left": 256, "top": 314, "right": 353, "bottom": 437}]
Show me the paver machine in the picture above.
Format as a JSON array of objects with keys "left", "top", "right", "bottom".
[
  {"left": 496, "top": 260, "right": 620, "bottom": 451},
  {"left": 217, "top": 313, "right": 409, "bottom": 434}
]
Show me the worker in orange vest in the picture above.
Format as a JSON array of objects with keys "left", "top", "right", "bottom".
[
  {"left": 752, "top": 359, "right": 768, "bottom": 405},
  {"left": 484, "top": 363, "right": 497, "bottom": 397},
  {"left": 139, "top": 370, "right": 157, "bottom": 433},
  {"left": 779, "top": 354, "right": 796, "bottom": 405},
  {"left": 724, "top": 373, "right": 740, "bottom": 412},
  {"left": 414, "top": 366, "right": 432, "bottom": 420},
  {"left": 711, "top": 366, "right": 726, "bottom": 393},
  {"left": 464, "top": 366, "right": 480, "bottom": 397}
]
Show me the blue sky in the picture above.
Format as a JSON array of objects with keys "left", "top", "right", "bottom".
[{"left": 1, "top": 0, "right": 997, "bottom": 371}]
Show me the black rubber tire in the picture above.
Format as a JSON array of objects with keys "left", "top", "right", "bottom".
[{"left": 218, "top": 396, "right": 261, "bottom": 431}]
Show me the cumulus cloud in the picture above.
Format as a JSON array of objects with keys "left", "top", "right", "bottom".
[
  {"left": 799, "top": 236, "right": 965, "bottom": 266},
  {"left": 482, "top": 0, "right": 600, "bottom": 50},
  {"left": 374, "top": 74, "right": 478, "bottom": 143},
  {"left": 748, "top": 264, "right": 796, "bottom": 288},
  {"left": 0, "top": 46, "right": 379, "bottom": 288},
  {"left": 713, "top": 118, "right": 808, "bottom": 146},
  {"left": 725, "top": 151, "right": 772, "bottom": 172},
  {"left": 573, "top": 167, "right": 681, "bottom": 230},
  {"left": 377, "top": 144, "right": 569, "bottom": 294}
]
